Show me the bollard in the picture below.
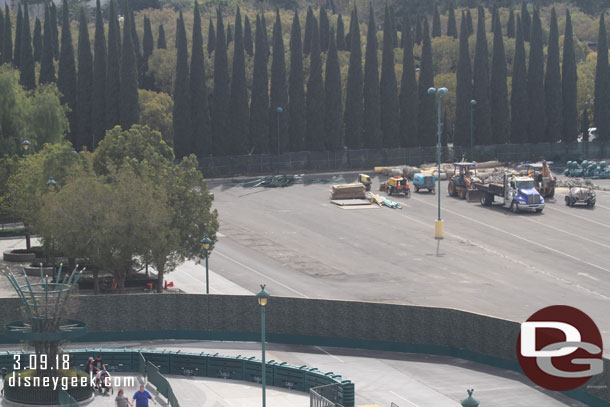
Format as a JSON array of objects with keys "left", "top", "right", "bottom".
[
  {"left": 461, "top": 389, "right": 479, "bottom": 407},
  {"left": 434, "top": 220, "right": 444, "bottom": 239}
]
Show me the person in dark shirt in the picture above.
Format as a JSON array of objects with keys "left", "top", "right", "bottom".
[
  {"left": 93, "top": 355, "right": 105, "bottom": 372},
  {"left": 1, "top": 367, "right": 8, "bottom": 395}
]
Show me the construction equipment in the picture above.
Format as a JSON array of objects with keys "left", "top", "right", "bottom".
[
  {"left": 448, "top": 162, "right": 483, "bottom": 201},
  {"left": 520, "top": 161, "right": 556, "bottom": 198},
  {"left": 475, "top": 173, "right": 545, "bottom": 213},
  {"left": 380, "top": 176, "right": 411, "bottom": 197},
  {"left": 565, "top": 185, "right": 596, "bottom": 208},
  {"left": 413, "top": 173, "right": 435, "bottom": 193},
  {"left": 358, "top": 174, "right": 372, "bottom": 191}
]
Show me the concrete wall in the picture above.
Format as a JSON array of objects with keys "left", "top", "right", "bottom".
[{"left": 0, "top": 294, "right": 608, "bottom": 406}]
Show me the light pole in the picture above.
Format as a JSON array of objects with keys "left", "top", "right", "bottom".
[
  {"left": 469, "top": 99, "right": 476, "bottom": 161},
  {"left": 256, "top": 284, "right": 270, "bottom": 407},
  {"left": 276, "top": 107, "right": 283, "bottom": 174},
  {"left": 22, "top": 139, "right": 31, "bottom": 156},
  {"left": 200, "top": 235, "right": 212, "bottom": 294},
  {"left": 427, "top": 87, "right": 449, "bottom": 239},
  {"left": 47, "top": 178, "right": 58, "bottom": 276}
]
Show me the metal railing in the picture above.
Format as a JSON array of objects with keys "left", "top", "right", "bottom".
[{"left": 310, "top": 383, "right": 343, "bottom": 407}]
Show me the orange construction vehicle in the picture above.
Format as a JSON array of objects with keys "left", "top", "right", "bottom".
[
  {"left": 448, "top": 162, "right": 483, "bottom": 201},
  {"left": 520, "top": 160, "right": 556, "bottom": 198}
]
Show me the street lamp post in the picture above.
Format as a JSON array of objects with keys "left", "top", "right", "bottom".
[
  {"left": 469, "top": 99, "right": 477, "bottom": 161},
  {"left": 200, "top": 235, "right": 212, "bottom": 294},
  {"left": 22, "top": 140, "right": 31, "bottom": 155},
  {"left": 47, "top": 178, "right": 58, "bottom": 276},
  {"left": 276, "top": 107, "right": 283, "bottom": 174},
  {"left": 427, "top": 87, "right": 449, "bottom": 239},
  {"left": 256, "top": 284, "right": 270, "bottom": 407}
]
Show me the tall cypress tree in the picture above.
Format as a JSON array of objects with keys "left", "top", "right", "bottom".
[
  {"left": 244, "top": 15, "right": 253, "bottom": 56},
  {"left": 417, "top": 18, "right": 435, "bottom": 147},
  {"left": 250, "top": 16, "right": 269, "bottom": 153},
  {"left": 521, "top": 0, "right": 531, "bottom": 41},
  {"left": 226, "top": 23, "right": 232, "bottom": 47},
  {"left": 510, "top": 17, "right": 528, "bottom": 144},
  {"left": 50, "top": 3, "right": 59, "bottom": 60},
  {"left": 20, "top": 5, "right": 35, "bottom": 90},
  {"left": 473, "top": 7, "right": 491, "bottom": 145},
  {"left": 269, "top": 9, "right": 288, "bottom": 153},
  {"left": 58, "top": 0, "right": 77, "bottom": 145},
  {"left": 336, "top": 13, "right": 345, "bottom": 50},
  {"left": 490, "top": 8, "right": 508, "bottom": 145},
  {"left": 212, "top": 7, "right": 229, "bottom": 155},
  {"left": 399, "top": 13, "right": 418, "bottom": 147},
  {"left": 173, "top": 11, "right": 191, "bottom": 159},
  {"left": 415, "top": 16, "right": 422, "bottom": 45},
  {"left": 594, "top": 13, "right": 610, "bottom": 142},
  {"left": 106, "top": 0, "right": 121, "bottom": 130},
  {"left": 1, "top": 6, "right": 9, "bottom": 65},
  {"left": 527, "top": 7, "right": 545, "bottom": 143},
  {"left": 432, "top": 5, "right": 441, "bottom": 37},
  {"left": 362, "top": 5, "right": 380, "bottom": 148},
  {"left": 325, "top": 27, "right": 342, "bottom": 150},
  {"left": 128, "top": 9, "right": 143, "bottom": 87},
  {"left": 562, "top": 9, "right": 578, "bottom": 143},
  {"left": 506, "top": 9, "right": 515, "bottom": 38},
  {"left": 447, "top": 2, "right": 457, "bottom": 38},
  {"left": 288, "top": 11, "right": 304, "bottom": 152},
  {"left": 228, "top": 6, "right": 248, "bottom": 155},
  {"left": 261, "top": 13, "right": 269, "bottom": 58},
  {"left": 0, "top": 8, "right": 3, "bottom": 63},
  {"left": 304, "top": 7, "right": 313, "bottom": 55},
  {"left": 466, "top": 9, "right": 473, "bottom": 36},
  {"left": 580, "top": 108, "right": 590, "bottom": 139},
  {"left": 454, "top": 12, "right": 472, "bottom": 148},
  {"left": 191, "top": 2, "right": 211, "bottom": 158},
  {"left": 380, "top": 4, "right": 399, "bottom": 147},
  {"left": 305, "top": 15, "right": 324, "bottom": 150},
  {"left": 33, "top": 18, "right": 41, "bottom": 62},
  {"left": 320, "top": 7, "right": 330, "bottom": 52},
  {"left": 344, "top": 7, "right": 363, "bottom": 149},
  {"left": 91, "top": 0, "right": 106, "bottom": 149},
  {"left": 120, "top": 5, "right": 139, "bottom": 129},
  {"left": 490, "top": 4, "right": 497, "bottom": 33},
  {"left": 14, "top": 6, "right": 22, "bottom": 68},
  {"left": 39, "top": 6, "right": 55, "bottom": 85},
  {"left": 142, "top": 16, "right": 154, "bottom": 89},
  {"left": 207, "top": 17, "right": 214, "bottom": 55},
  {"left": 76, "top": 9, "right": 93, "bottom": 150},
  {"left": 390, "top": 6, "right": 398, "bottom": 48},
  {"left": 544, "top": 8, "right": 561, "bottom": 143},
  {"left": 157, "top": 24, "right": 166, "bottom": 49}
]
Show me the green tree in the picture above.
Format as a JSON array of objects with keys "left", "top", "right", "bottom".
[
  {"left": 143, "top": 16, "right": 154, "bottom": 89},
  {"left": 76, "top": 9, "right": 93, "bottom": 150},
  {"left": 544, "top": 8, "right": 561, "bottom": 143},
  {"left": 261, "top": 13, "right": 269, "bottom": 58},
  {"left": 506, "top": 9, "right": 515, "bottom": 38},
  {"left": 418, "top": 18, "right": 435, "bottom": 147},
  {"left": 288, "top": 11, "right": 304, "bottom": 152},
  {"left": 173, "top": 11, "right": 191, "bottom": 159},
  {"left": 490, "top": 8, "right": 508, "bottom": 145},
  {"left": 120, "top": 7, "right": 139, "bottom": 130},
  {"left": 91, "top": 0, "right": 106, "bottom": 149},
  {"left": 19, "top": 5, "right": 35, "bottom": 91},
  {"left": 212, "top": 8, "right": 229, "bottom": 155},
  {"left": 510, "top": 16, "right": 528, "bottom": 144},
  {"left": 466, "top": 9, "right": 473, "bottom": 36},
  {"left": 415, "top": 15, "right": 422, "bottom": 44},
  {"left": 454, "top": 12, "right": 471, "bottom": 148},
  {"left": 250, "top": 15, "right": 269, "bottom": 153},
  {"left": 57, "top": 0, "right": 77, "bottom": 146},
  {"left": 33, "top": 18, "right": 41, "bottom": 62},
  {"left": 527, "top": 8, "right": 545, "bottom": 143},
  {"left": 562, "top": 9, "right": 578, "bottom": 143},
  {"left": 304, "top": 7, "right": 313, "bottom": 55},
  {"left": 432, "top": 5, "right": 441, "bottom": 37},
  {"left": 580, "top": 107, "right": 589, "bottom": 139},
  {"left": 400, "top": 13, "right": 418, "bottom": 147},
  {"left": 139, "top": 89, "right": 173, "bottom": 146},
  {"left": 344, "top": 7, "right": 363, "bottom": 148},
  {"left": 244, "top": 15, "right": 253, "bottom": 56},
  {"left": 191, "top": 2, "right": 211, "bottom": 158},
  {"left": 336, "top": 13, "right": 345, "bottom": 50},
  {"left": 228, "top": 6, "right": 249, "bottom": 155},
  {"left": 521, "top": 0, "right": 531, "bottom": 41},
  {"left": 0, "top": 8, "right": 3, "bottom": 63},
  {"left": 325, "top": 27, "right": 342, "bottom": 150},
  {"left": 269, "top": 10, "right": 288, "bottom": 153},
  {"left": 3, "top": 6, "right": 11, "bottom": 64},
  {"left": 106, "top": 0, "right": 121, "bottom": 130},
  {"left": 447, "top": 2, "right": 457, "bottom": 38},
  {"left": 50, "top": 3, "right": 59, "bottom": 59},
  {"left": 390, "top": 6, "right": 398, "bottom": 48},
  {"left": 226, "top": 23, "right": 233, "bottom": 47},
  {"left": 305, "top": 14, "right": 324, "bottom": 150},
  {"left": 363, "top": 5, "right": 380, "bottom": 148},
  {"left": 14, "top": 6, "right": 22, "bottom": 68},
  {"left": 594, "top": 13, "right": 609, "bottom": 142},
  {"left": 473, "top": 7, "right": 491, "bottom": 145},
  {"left": 320, "top": 7, "right": 330, "bottom": 52},
  {"left": 129, "top": 9, "right": 143, "bottom": 87},
  {"left": 207, "top": 17, "right": 214, "bottom": 55},
  {"left": 158, "top": 24, "right": 167, "bottom": 49},
  {"left": 380, "top": 4, "right": 399, "bottom": 147},
  {"left": 39, "top": 6, "right": 55, "bottom": 85}
]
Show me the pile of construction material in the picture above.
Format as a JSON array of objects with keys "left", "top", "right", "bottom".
[
  {"left": 330, "top": 184, "right": 366, "bottom": 199},
  {"left": 375, "top": 160, "right": 505, "bottom": 181},
  {"left": 564, "top": 161, "right": 610, "bottom": 179}
]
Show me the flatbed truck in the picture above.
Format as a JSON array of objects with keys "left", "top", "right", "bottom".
[{"left": 475, "top": 173, "right": 545, "bottom": 213}]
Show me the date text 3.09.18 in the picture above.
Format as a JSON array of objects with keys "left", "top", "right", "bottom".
[{"left": 13, "top": 354, "right": 71, "bottom": 371}]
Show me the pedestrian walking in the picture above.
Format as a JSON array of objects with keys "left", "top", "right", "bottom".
[
  {"left": 115, "top": 389, "right": 133, "bottom": 407},
  {"left": 1, "top": 367, "right": 8, "bottom": 396},
  {"left": 133, "top": 384, "right": 157, "bottom": 407},
  {"left": 84, "top": 357, "right": 95, "bottom": 375}
]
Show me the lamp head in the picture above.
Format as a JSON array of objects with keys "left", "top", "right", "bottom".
[
  {"left": 276, "top": 107, "right": 283, "bottom": 113},
  {"left": 470, "top": 99, "right": 477, "bottom": 105},
  {"left": 256, "top": 284, "right": 270, "bottom": 307},
  {"left": 22, "top": 140, "right": 31, "bottom": 150},
  {"left": 200, "top": 235, "right": 212, "bottom": 251},
  {"left": 438, "top": 87, "right": 448, "bottom": 95},
  {"left": 47, "top": 178, "right": 57, "bottom": 188},
  {"left": 427, "top": 87, "right": 436, "bottom": 95}
]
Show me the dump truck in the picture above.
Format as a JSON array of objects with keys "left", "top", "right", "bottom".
[
  {"left": 475, "top": 173, "right": 545, "bottom": 213},
  {"left": 448, "top": 162, "right": 483, "bottom": 201}
]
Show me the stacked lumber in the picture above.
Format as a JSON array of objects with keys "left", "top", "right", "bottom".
[{"left": 330, "top": 184, "right": 366, "bottom": 199}]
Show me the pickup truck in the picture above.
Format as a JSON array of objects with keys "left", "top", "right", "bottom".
[{"left": 475, "top": 173, "right": 544, "bottom": 213}]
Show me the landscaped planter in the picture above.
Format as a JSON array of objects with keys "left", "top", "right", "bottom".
[
  {"left": 23, "top": 263, "right": 55, "bottom": 277},
  {"left": 3, "top": 249, "right": 36, "bottom": 262},
  {"left": 3, "top": 370, "right": 92, "bottom": 405}
]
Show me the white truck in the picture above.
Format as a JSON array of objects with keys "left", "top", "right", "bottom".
[{"left": 475, "top": 173, "right": 545, "bottom": 213}]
